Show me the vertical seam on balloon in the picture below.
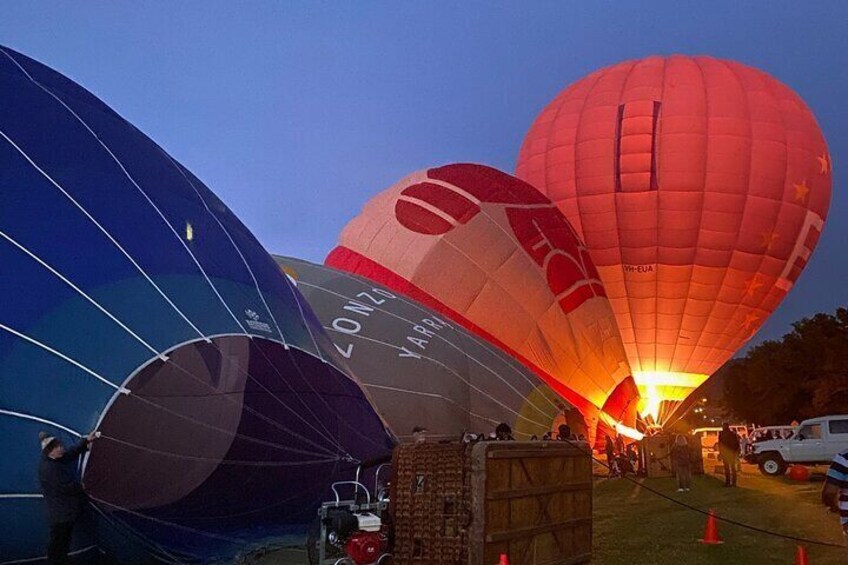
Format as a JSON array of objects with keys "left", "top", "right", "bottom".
[
  {"left": 0, "top": 230, "right": 165, "bottom": 361},
  {"left": 727, "top": 66, "right": 794, "bottom": 352},
  {"left": 0, "top": 129, "right": 209, "bottom": 342},
  {"left": 607, "top": 61, "right": 642, "bottom": 376},
  {"left": 688, "top": 59, "right": 758, "bottom": 386},
  {"left": 651, "top": 57, "right": 667, "bottom": 420},
  {"left": 666, "top": 56, "right": 711, "bottom": 388}
]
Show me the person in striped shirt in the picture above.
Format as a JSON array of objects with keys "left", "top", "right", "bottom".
[{"left": 822, "top": 448, "right": 848, "bottom": 539}]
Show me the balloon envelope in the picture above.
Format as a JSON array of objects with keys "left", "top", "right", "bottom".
[
  {"left": 0, "top": 45, "right": 393, "bottom": 562},
  {"left": 326, "top": 163, "right": 640, "bottom": 441},
  {"left": 516, "top": 55, "right": 832, "bottom": 423},
  {"left": 276, "top": 256, "right": 582, "bottom": 442}
]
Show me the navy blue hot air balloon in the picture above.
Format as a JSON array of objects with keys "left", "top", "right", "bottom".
[{"left": 0, "top": 46, "right": 394, "bottom": 562}]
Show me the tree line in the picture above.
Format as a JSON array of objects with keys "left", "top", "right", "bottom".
[{"left": 721, "top": 307, "right": 848, "bottom": 424}]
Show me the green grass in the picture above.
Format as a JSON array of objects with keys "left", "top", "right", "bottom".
[{"left": 593, "top": 465, "right": 847, "bottom": 564}]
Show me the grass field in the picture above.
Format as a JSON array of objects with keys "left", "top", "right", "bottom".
[
  {"left": 256, "top": 464, "right": 847, "bottom": 564},
  {"left": 593, "top": 464, "right": 847, "bottom": 564}
]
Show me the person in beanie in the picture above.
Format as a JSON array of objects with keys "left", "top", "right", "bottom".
[
  {"left": 671, "top": 434, "right": 692, "bottom": 492},
  {"left": 38, "top": 430, "right": 99, "bottom": 564}
]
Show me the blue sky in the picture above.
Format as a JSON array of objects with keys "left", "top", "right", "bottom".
[{"left": 1, "top": 2, "right": 846, "bottom": 347}]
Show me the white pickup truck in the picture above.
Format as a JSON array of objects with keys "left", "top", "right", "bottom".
[{"left": 746, "top": 415, "right": 848, "bottom": 476}]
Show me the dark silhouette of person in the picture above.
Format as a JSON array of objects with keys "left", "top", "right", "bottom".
[{"left": 718, "top": 423, "right": 741, "bottom": 486}]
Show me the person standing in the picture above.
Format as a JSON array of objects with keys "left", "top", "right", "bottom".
[
  {"left": 38, "top": 430, "right": 98, "bottom": 565},
  {"left": 821, "top": 448, "right": 848, "bottom": 544},
  {"left": 718, "top": 423, "right": 740, "bottom": 487},
  {"left": 671, "top": 435, "right": 692, "bottom": 492},
  {"left": 604, "top": 434, "right": 618, "bottom": 478}
]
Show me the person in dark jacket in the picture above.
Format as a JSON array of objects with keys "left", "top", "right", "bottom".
[
  {"left": 718, "top": 423, "right": 741, "bottom": 487},
  {"left": 38, "top": 430, "right": 98, "bottom": 564},
  {"left": 604, "top": 434, "right": 618, "bottom": 477},
  {"left": 671, "top": 434, "right": 692, "bottom": 492}
]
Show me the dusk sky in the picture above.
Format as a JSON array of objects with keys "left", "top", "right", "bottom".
[{"left": 2, "top": 2, "right": 845, "bottom": 349}]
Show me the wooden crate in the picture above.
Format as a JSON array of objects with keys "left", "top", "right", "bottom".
[{"left": 391, "top": 441, "right": 592, "bottom": 565}]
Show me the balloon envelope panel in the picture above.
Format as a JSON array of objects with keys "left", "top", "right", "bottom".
[
  {"left": 277, "top": 256, "right": 580, "bottom": 442},
  {"left": 0, "top": 45, "right": 392, "bottom": 562},
  {"left": 516, "top": 56, "right": 832, "bottom": 423},
  {"left": 326, "top": 163, "right": 639, "bottom": 437}
]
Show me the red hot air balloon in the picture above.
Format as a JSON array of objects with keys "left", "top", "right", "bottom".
[
  {"left": 327, "top": 163, "right": 642, "bottom": 443},
  {"left": 516, "top": 55, "right": 832, "bottom": 424}
]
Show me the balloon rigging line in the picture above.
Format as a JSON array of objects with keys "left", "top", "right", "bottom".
[
  {"left": 410, "top": 232, "right": 613, "bottom": 403},
  {"left": 86, "top": 502, "right": 188, "bottom": 564},
  {"left": 328, "top": 268, "right": 567, "bottom": 414},
  {"left": 0, "top": 322, "right": 128, "bottom": 393},
  {"left": 97, "top": 434, "right": 339, "bottom": 466},
  {"left": 163, "top": 156, "right": 288, "bottom": 348},
  {"left": 329, "top": 328, "right": 556, "bottom": 430},
  {"left": 90, "top": 496, "right": 249, "bottom": 546},
  {"left": 0, "top": 190, "right": 351, "bottom": 450},
  {"left": 296, "top": 277, "right": 562, "bottom": 415},
  {"left": 10, "top": 47, "right": 375, "bottom": 457},
  {"left": 118, "top": 392, "right": 343, "bottom": 458},
  {"left": 0, "top": 231, "right": 165, "bottom": 361},
  {"left": 5, "top": 57, "right": 254, "bottom": 345},
  {"left": 589, "top": 448, "right": 846, "bottom": 550},
  {"left": 0, "top": 128, "right": 209, "bottom": 342},
  {"left": 0, "top": 408, "right": 82, "bottom": 437},
  {"left": 0, "top": 545, "right": 99, "bottom": 565},
  {"left": 286, "top": 347, "right": 392, "bottom": 454}
]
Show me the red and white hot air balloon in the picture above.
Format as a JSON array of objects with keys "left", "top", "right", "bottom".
[
  {"left": 516, "top": 55, "right": 832, "bottom": 424},
  {"left": 327, "top": 163, "right": 642, "bottom": 444}
]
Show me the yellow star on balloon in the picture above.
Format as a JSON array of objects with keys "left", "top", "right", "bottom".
[
  {"left": 818, "top": 153, "right": 829, "bottom": 174},
  {"left": 742, "top": 311, "right": 759, "bottom": 329},
  {"left": 760, "top": 230, "right": 779, "bottom": 250},
  {"left": 744, "top": 275, "right": 764, "bottom": 298},
  {"left": 793, "top": 180, "right": 810, "bottom": 202}
]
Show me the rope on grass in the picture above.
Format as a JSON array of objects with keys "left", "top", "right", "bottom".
[{"left": 588, "top": 448, "right": 846, "bottom": 549}]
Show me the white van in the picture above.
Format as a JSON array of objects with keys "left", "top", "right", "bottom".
[
  {"left": 692, "top": 425, "right": 749, "bottom": 451},
  {"left": 746, "top": 415, "right": 848, "bottom": 476}
]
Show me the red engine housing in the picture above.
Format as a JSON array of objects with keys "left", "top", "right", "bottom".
[{"left": 344, "top": 530, "right": 384, "bottom": 564}]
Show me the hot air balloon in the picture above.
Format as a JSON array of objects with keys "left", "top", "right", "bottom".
[
  {"left": 0, "top": 45, "right": 393, "bottom": 562},
  {"left": 326, "top": 163, "right": 641, "bottom": 444},
  {"left": 516, "top": 55, "right": 832, "bottom": 424},
  {"left": 276, "top": 256, "right": 582, "bottom": 442}
]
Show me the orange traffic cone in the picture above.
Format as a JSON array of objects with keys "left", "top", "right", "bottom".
[
  {"left": 795, "top": 545, "right": 808, "bottom": 565},
  {"left": 498, "top": 554, "right": 509, "bottom": 565},
  {"left": 698, "top": 509, "right": 724, "bottom": 544}
]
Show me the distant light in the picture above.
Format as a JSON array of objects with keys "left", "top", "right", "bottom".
[
  {"left": 702, "top": 397, "right": 708, "bottom": 403},
  {"left": 185, "top": 222, "right": 194, "bottom": 242}
]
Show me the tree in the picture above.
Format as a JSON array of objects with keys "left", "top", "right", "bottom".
[{"left": 721, "top": 307, "right": 848, "bottom": 424}]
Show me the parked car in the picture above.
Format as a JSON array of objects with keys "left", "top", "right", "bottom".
[
  {"left": 749, "top": 426, "right": 796, "bottom": 443},
  {"left": 693, "top": 425, "right": 749, "bottom": 452},
  {"left": 745, "top": 415, "right": 848, "bottom": 476}
]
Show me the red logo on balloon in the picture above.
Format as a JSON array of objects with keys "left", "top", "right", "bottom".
[{"left": 394, "top": 164, "right": 605, "bottom": 314}]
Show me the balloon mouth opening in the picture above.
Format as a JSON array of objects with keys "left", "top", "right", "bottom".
[{"left": 633, "top": 371, "right": 710, "bottom": 425}]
